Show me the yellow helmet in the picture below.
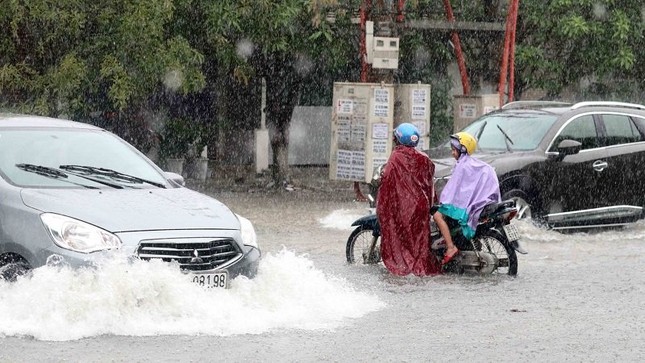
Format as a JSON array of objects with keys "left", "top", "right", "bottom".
[{"left": 450, "top": 132, "right": 477, "bottom": 155}]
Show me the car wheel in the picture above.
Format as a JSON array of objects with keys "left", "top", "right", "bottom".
[
  {"left": 0, "top": 255, "right": 31, "bottom": 282},
  {"left": 502, "top": 189, "right": 533, "bottom": 221}
]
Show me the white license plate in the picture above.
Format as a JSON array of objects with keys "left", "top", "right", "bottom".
[
  {"left": 504, "top": 223, "right": 520, "bottom": 242},
  {"left": 191, "top": 271, "right": 228, "bottom": 289}
]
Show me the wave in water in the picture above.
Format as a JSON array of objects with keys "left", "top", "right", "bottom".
[{"left": 0, "top": 249, "right": 384, "bottom": 341}]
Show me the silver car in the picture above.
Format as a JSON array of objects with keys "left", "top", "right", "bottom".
[{"left": 0, "top": 114, "right": 260, "bottom": 287}]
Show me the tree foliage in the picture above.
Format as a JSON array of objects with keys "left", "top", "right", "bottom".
[
  {"left": 193, "top": 0, "right": 352, "bottom": 182},
  {"left": 1, "top": 0, "right": 644, "bottom": 182},
  {"left": 515, "top": 0, "right": 644, "bottom": 99},
  {"left": 0, "top": 0, "right": 205, "bottom": 148}
]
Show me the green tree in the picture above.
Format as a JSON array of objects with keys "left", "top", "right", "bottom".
[
  {"left": 0, "top": 0, "right": 205, "bottom": 150},
  {"left": 515, "top": 0, "right": 644, "bottom": 100},
  {"left": 198, "top": 0, "right": 354, "bottom": 183}
]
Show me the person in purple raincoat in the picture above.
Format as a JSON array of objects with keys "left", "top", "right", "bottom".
[{"left": 433, "top": 131, "right": 501, "bottom": 265}]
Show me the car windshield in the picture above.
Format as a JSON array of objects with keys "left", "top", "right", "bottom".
[
  {"left": 0, "top": 128, "right": 167, "bottom": 188},
  {"left": 462, "top": 112, "right": 558, "bottom": 151}
]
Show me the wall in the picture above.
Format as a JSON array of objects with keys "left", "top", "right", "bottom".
[
  {"left": 286, "top": 106, "right": 332, "bottom": 165},
  {"left": 218, "top": 106, "right": 332, "bottom": 166}
]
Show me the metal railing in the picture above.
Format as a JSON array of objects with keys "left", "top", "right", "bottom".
[
  {"left": 501, "top": 101, "right": 572, "bottom": 110},
  {"left": 501, "top": 100, "right": 645, "bottom": 111},
  {"left": 570, "top": 101, "right": 645, "bottom": 110}
]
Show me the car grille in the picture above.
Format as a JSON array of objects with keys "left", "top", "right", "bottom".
[{"left": 137, "top": 238, "right": 241, "bottom": 271}]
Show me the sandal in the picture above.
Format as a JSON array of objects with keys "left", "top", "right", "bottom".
[{"left": 441, "top": 248, "right": 460, "bottom": 265}]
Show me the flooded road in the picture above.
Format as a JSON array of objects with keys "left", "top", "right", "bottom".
[{"left": 1, "top": 186, "right": 644, "bottom": 362}]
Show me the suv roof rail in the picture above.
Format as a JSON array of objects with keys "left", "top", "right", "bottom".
[
  {"left": 501, "top": 101, "right": 572, "bottom": 110},
  {"left": 570, "top": 101, "right": 645, "bottom": 110}
]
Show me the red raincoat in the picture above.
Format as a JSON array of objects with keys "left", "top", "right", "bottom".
[{"left": 376, "top": 145, "right": 441, "bottom": 276}]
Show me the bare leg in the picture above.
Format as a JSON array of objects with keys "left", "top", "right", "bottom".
[{"left": 433, "top": 211, "right": 459, "bottom": 257}]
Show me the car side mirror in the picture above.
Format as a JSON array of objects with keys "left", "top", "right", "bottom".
[
  {"left": 164, "top": 171, "right": 185, "bottom": 186},
  {"left": 555, "top": 139, "right": 582, "bottom": 161}
]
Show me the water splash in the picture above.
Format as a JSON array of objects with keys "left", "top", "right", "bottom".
[
  {"left": 319, "top": 208, "right": 371, "bottom": 230},
  {"left": 0, "top": 249, "right": 383, "bottom": 341}
]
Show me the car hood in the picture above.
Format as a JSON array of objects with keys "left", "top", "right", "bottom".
[
  {"left": 432, "top": 157, "right": 455, "bottom": 177},
  {"left": 20, "top": 187, "right": 240, "bottom": 232},
  {"left": 431, "top": 152, "right": 523, "bottom": 178}
]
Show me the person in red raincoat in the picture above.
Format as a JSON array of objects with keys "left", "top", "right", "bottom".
[{"left": 376, "top": 123, "right": 441, "bottom": 276}]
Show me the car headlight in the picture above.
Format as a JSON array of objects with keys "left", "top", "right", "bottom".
[
  {"left": 236, "top": 214, "right": 258, "bottom": 249},
  {"left": 40, "top": 213, "right": 122, "bottom": 253}
]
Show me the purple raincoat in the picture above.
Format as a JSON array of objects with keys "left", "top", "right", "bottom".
[{"left": 439, "top": 153, "right": 501, "bottom": 238}]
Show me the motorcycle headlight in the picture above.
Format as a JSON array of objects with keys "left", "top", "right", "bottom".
[
  {"left": 40, "top": 213, "right": 122, "bottom": 253},
  {"left": 236, "top": 214, "right": 258, "bottom": 249}
]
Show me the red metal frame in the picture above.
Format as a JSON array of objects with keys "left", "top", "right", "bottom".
[
  {"left": 443, "top": 0, "right": 471, "bottom": 95},
  {"left": 353, "top": 0, "right": 519, "bottom": 199},
  {"left": 396, "top": 0, "right": 406, "bottom": 22},
  {"left": 499, "top": 0, "right": 519, "bottom": 106},
  {"left": 508, "top": 0, "right": 519, "bottom": 103},
  {"left": 354, "top": 0, "right": 373, "bottom": 202},
  {"left": 359, "top": 0, "right": 372, "bottom": 83}
]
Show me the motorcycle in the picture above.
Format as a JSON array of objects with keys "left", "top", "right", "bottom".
[{"left": 346, "top": 165, "right": 527, "bottom": 276}]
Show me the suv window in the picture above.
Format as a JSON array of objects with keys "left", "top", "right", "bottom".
[
  {"left": 632, "top": 116, "right": 645, "bottom": 134},
  {"left": 601, "top": 114, "right": 644, "bottom": 146},
  {"left": 550, "top": 115, "right": 599, "bottom": 151},
  {"left": 462, "top": 112, "right": 557, "bottom": 151}
]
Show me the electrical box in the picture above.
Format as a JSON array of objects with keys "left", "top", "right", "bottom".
[
  {"left": 372, "top": 37, "right": 399, "bottom": 69},
  {"left": 394, "top": 83, "right": 432, "bottom": 151},
  {"left": 366, "top": 21, "right": 400, "bottom": 70},
  {"left": 453, "top": 94, "right": 500, "bottom": 132},
  {"left": 330, "top": 82, "right": 395, "bottom": 183}
]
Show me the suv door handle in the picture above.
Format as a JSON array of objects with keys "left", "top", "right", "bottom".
[{"left": 592, "top": 160, "right": 608, "bottom": 172}]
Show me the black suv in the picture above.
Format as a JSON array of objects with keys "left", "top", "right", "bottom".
[{"left": 429, "top": 101, "right": 645, "bottom": 231}]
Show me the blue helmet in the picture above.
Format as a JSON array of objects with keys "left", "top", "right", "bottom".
[{"left": 393, "top": 123, "right": 420, "bottom": 147}]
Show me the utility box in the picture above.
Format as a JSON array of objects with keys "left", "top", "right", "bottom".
[
  {"left": 366, "top": 21, "right": 400, "bottom": 70},
  {"left": 372, "top": 37, "right": 400, "bottom": 69},
  {"left": 394, "top": 83, "right": 431, "bottom": 151},
  {"left": 453, "top": 94, "right": 500, "bottom": 132},
  {"left": 330, "top": 82, "right": 395, "bottom": 183}
]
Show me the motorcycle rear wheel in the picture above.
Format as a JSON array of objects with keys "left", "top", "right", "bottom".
[
  {"left": 474, "top": 229, "right": 518, "bottom": 276},
  {"left": 346, "top": 226, "right": 381, "bottom": 264}
]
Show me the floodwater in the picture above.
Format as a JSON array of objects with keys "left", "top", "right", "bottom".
[{"left": 1, "top": 186, "right": 644, "bottom": 362}]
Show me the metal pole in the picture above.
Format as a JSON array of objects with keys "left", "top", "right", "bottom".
[
  {"left": 261, "top": 77, "right": 267, "bottom": 129},
  {"left": 396, "top": 0, "right": 406, "bottom": 23},
  {"left": 443, "top": 0, "right": 471, "bottom": 95},
  {"left": 498, "top": 4, "right": 513, "bottom": 107},
  {"left": 508, "top": 0, "right": 519, "bottom": 103},
  {"left": 355, "top": 0, "right": 371, "bottom": 202},
  {"left": 359, "top": 0, "right": 371, "bottom": 82},
  {"left": 254, "top": 78, "right": 270, "bottom": 174}
]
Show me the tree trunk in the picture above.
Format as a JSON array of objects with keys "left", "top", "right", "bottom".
[
  {"left": 266, "top": 84, "right": 297, "bottom": 185},
  {"left": 264, "top": 55, "right": 302, "bottom": 186},
  {"left": 270, "top": 120, "right": 290, "bottom": 184},
  {"left": 211, "top": 68, "right": 230, "bottom": 164}
]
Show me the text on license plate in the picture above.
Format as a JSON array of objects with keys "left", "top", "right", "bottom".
[
  {"left": 503, "top": 223, "right": 520, "bottom": 242},
  {"left": 191, "top": 271, "right": 228, "bottom": 289}
]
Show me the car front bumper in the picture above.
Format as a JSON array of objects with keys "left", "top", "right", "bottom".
[{"left": 31, "top": 229, "right": 261, "bottom": 281}]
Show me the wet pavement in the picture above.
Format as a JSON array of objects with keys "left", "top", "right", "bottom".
[{"left": 1, "top": 167, "right": 644, "bottom": 362}]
